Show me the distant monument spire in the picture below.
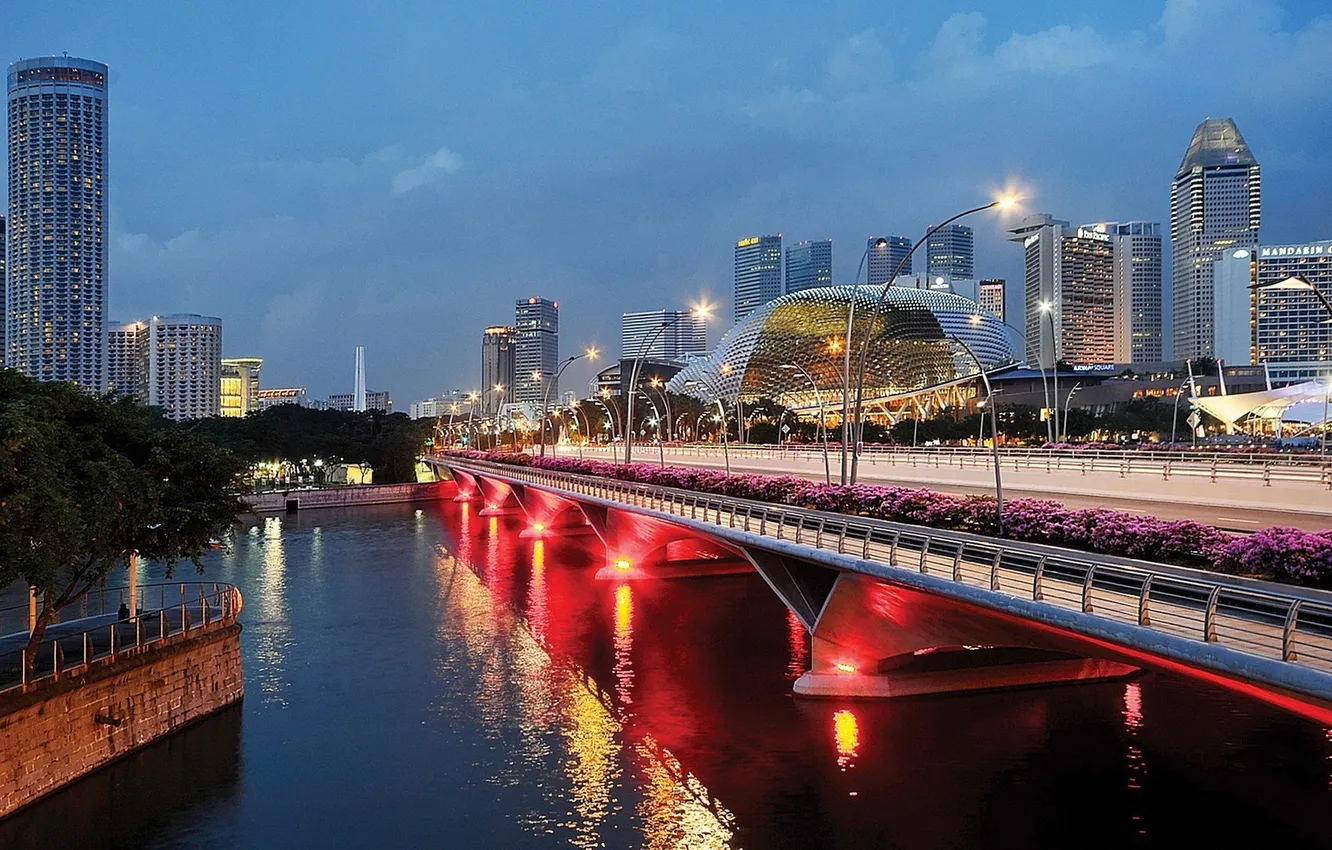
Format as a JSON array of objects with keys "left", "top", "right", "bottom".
[{"left": 353, "top": 346, "right": 367, "bottom": 412}]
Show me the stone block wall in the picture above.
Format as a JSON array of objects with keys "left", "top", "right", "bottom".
[{"left": 0, "top": 623, "right": 243, "bottom": 819}]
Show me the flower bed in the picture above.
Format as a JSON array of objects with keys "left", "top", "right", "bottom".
[{"left": 446, "top": 450, "right": 1332, "bottom": 588}]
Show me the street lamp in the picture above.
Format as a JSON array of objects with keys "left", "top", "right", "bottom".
[
  {"left": 539, "top": 347, "right": 600, "bottom": 457},
  {"left": 1038, "top": 300, "right": 1060, "bottom": 444},
  {"left": 625, "top": 302, "right": 711, "bottom": 464},
  {"left": 778, "top": 362, "right": 831, "bottom": 484},
  {"left": 647, "top": 376, "right": 674, "bottom": 442},
  {"left": 684, "top": 375, "right": 731, "bottom": 475},
  {"left": 849, "top": 195, "right": 1018, "bottom": 483},
  {"left": 593, "top": 389, "right": 622, "bottom": 462},
  {"left": 839, "top": 238, "right": 891, "bottom": 484},
  {"left": 949, "top": 334, "right": 1004, "bottom": 535},
  {"left": 1061, "top": 382, "right": 1083, "bottom": 442}
]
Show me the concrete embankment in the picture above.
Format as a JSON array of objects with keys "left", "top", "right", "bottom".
[{"left": 246, "top": 481, "right": 450, "bottom": 513}]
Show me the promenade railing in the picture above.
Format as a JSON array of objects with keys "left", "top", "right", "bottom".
[
  {"left": 443, "top": 457, "right": 1332, "bottom": 677},
  {"left": 0, "top": 582, "right": 243, "bottom": 696},
  {"left": 558, "top": 443, "right": 1332, "bottom": 487}
]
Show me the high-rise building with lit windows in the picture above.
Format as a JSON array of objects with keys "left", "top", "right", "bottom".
[
  {"left": 734, "top": 235, "right": 782, "bottom": 322},
  {"left": 220, "top": 357, "right": 263, "bottom": 417},
  {"left": 622, "top": 309, "right": 707, "bottom": 360},
  {"left": 105, "top": 319, "right": 147, "bottom": 400},
  {"left": 1009, "top": 214, "right": 1116, "bottom": 366},
  {"left": 514, "top": 297, "right": 558, "bottom": 405},
  {"left": 868, "top": 235, "right": 912, "bottom": 284},
  {"left": 784, "top": 239, "right": 832, "bottom": 294},
  {"left": 481, "top": 325, "right": 517, "bottom": 414},
  {"left": 1171, "top": 117, "right": 1261, "bottom": 360},
  {"left": 147, "top": 314, "right": 222, "bottom": 421},
  {"left": 1089, "top": 221, "right": 1163, "bottom": 364},
  {"left": 926, "top": 224, "right": 974, "bottom": 281},
  {"left": 6, "top": 56, "right": 109, "bottom": 389},
  {"left": 978, "top": 279, "right": 1006, "bottom": 322}
]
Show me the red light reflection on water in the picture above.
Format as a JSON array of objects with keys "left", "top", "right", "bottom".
[
  {"left": 614, "top": 583, "right": 635, "bottom": 710},
  {"left": 1123, "top": 682, "right": 1147, "bottom": 837},
  {"left": 785, "top": 608, "right": 809, "bottom": 681}
]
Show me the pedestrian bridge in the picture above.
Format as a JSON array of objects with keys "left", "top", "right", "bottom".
[{"left": 427, "top": 456, "right": 1332, "bottom": 725}]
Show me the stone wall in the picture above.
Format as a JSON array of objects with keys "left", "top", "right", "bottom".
[
  {"left": 0, "top": 623, "right": 243, "bottom": 820},
  {"left": 246, "top": 481, "right": 448, "bottom": 513}
]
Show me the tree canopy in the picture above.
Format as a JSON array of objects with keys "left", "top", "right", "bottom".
[{"left": 0, "top": 370, "right": 246, "bottom": 662}]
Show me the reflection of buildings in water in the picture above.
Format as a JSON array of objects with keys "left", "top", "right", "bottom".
[
  {"left": 432, "top": 542, "right": 737, "bottom": 849},
  {"left": 833, "top": 709, "right": 860, "bottom": 772},
  {"left": 613, "top": 584, "right": 635, "bottom": 710},
  {"left": 253, "top": 515, "right": 292, "bottom": 707},
  {"left": 1123, "top": 682, "right": 1147, "bottom": 837},
  {"left": 785, "top": 609, "right": 809, "bottom": 681}
]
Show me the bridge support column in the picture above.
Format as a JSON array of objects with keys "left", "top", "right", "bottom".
[
  {"left": 580, "top": 504, "right": 751, "bottom": 581},
  {"left": 475, "top": 475, "right": 524, "bottom": 516},
  {"left": 450, "top": 468, "right": 482, "bottom": 503}
]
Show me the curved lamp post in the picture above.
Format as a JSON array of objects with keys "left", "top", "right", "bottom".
[
  {"left": 949, "top": 331, "right": 1004, "bottom": 535},
  {"left": 1038, "top": 300, "right": 1060, "bottom": 444},
  {"left": 836, "top": 238, "right": 890, "bottom": 484},
  {"left": 849, "top": 197, "right": 1016, "bottom": 484},
  {"left": 1061, "top": 381, "right": 1083, "bottom": 442},
  {"left": 778, "top": 362, "right": 831, "bottom": 484},
  {"left": 592, "top": 392, "right": 621, "bottom": 461},
  {"left": 539, "top": 347, "right": 599, "bottom": 457},
  {"left": 647, "top": 377, "right": 674, "bottom": 442},
  {"left": 625, "top": 303, "right": 710, "bottom": 465},
  {"left": 685, "top": 375, "right": 731, "bottom": 475}
]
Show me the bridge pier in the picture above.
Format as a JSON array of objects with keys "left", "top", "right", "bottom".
[
  {"left": 450, "top": 469, "right": 483, "bottom": 503},
  {"left": 581, "top": 503, "right": 751, "bottom": 581}
]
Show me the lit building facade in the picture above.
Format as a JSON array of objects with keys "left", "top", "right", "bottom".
[
  {"left": 1090, "top": 221, "right": 1164, "bottom": 364},
  {"left": 1171, "top": 117, "right": 1261, "bottom": 360},
  {"left": 329, "top": 390, "right": 391, "bottom": 413},
  {"left": 1216, "top": 240, "right": 1332, "bottom": 384},
  {"left": 6, "top": 57, "right": 109, "bottom": 390},
  {"left": 105, "top": 319, "right": 147, "bottom": 400},
  {"left": 926, "top": 224, "right": 974, "bottom": 281},
  {"left": 147, "top": 314, "right": 222, "bottom": 421},
  {"left": 621, "top": 309, "right": 707, "bottom": 360},
  {"left": 514, "top": 297, "right": 558, "bottom": 406},
  {"left": 257, "top": 387, "right": 307, "bottom": 410},
  {"left": 480, "top": 325, "right": 516, "bottom": 414},
  {"left": 978, "top": 279, "right": 1006, "bottom": 322},
  {"left": 784, "top": 239, "right": 832, "bottom": 294},
  {"left": 0, "top": 215, "right": 5, "bottom": 354},
  {"left": 734, "top": 235, "right": 782, "bottom": 323},
  {"left": 220, "top": 357, "right": 263, "bottom": 418},
  {"left": 1010, "top": 215, "right": 1116, "bottom": 366},
  {"left": 868, "top": 235, "right": 912, "bottom": 284}
]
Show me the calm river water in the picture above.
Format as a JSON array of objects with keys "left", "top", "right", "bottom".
[{"left": 2, "top": 501, "right": 1329, "bottom": 849}]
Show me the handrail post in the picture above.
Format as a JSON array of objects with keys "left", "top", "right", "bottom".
[
  {"left": 951, "top": 545, "right": 962, "bottom": 582},
  {"left": 1033, "top": 556, "right": 1046, "bottom": 601},
  {"left": 919, "top": 537, "right": 930, "bottom": 574},
  {"left": 1282, "top": 600, "right": 1302, "bottom": 661},
  {"left": 1203, "top": 586, "right": 1222, "bottom": 642},
  {"left": 1138, "top": 575, "right": 1153, "bottom": 626},
  {"left": 1081, "top": 566, "right": 1096, "bottom": 612},
  {"left": 990, "top": 551, "right": 1002, "bottom": 591}
]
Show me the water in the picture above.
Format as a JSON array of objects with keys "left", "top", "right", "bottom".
[{"left": 3, "top": 501, "right": 1329, "bottom": 849}]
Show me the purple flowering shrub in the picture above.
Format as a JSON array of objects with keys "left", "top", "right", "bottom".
[{"left": 445, "top": 450, "right": 1332, "bottom": 587}]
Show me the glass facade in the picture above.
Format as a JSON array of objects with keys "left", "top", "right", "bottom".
[
  {"left": 926, "top": 225, "right": 974, "bottom": 281},
  {"left": 514, "top": 297, "right": 558, "bottom": 406},
  {"left": 734, "top": 235, "right": 782, "bottom": 323},
  {"left": 867, "top": 235, "right": 912, "bottom": 285},
  {"left": 784, "top": 240, "right": 832, "bottom": 294}
]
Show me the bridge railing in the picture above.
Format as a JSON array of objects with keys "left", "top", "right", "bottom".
[
  {"left": 445, "top": 458, "right": 1332, "bottom": 674},
  {"left": 558, "top": 444, "right": 1332, "bottom": 487},
  {"left": 0, "top": 582, "right": 244, "bottom": 696}
]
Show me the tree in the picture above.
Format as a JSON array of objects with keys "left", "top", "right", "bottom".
[{"left": 0, "top": 371, "right": 245, "bottom": 669}]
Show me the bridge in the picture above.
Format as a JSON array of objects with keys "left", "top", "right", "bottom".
[
  {"left": 548, "top": 444, "right": 1332, "bottom": 530},
  {"left": 428, "top": 455, "right": 1332, "bottom": 726}
]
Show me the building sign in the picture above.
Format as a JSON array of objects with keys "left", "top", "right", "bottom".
[
  {"left": 1071, "top": 363, "right": 1117, "bottom": 372},
  {"left": 736, "top": 236, "right": 760, "bottom": 248},
  {"left": 1075, "top": 228, "right": 1111, "bottom": 243},
  {"left": 1024, "top": 234, "right": 1040, "bottom": 249},
  {"left": 1260, "top": 244, "right": 1331, "bottom": 258}
]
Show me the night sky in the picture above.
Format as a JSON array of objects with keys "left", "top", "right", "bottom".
[{"left": 5, "top": 1, "right": 1331, "bottom": 403}]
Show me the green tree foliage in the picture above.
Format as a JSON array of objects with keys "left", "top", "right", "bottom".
[
  {"left": 188, "top": 405, "right": 432, "bottom": 484},
  {"left": 0, "top": 370, "right": 246, "bottom": 666}
]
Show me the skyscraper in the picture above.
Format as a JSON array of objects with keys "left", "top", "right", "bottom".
[
  {"left": 221, "top": 357, "right": 263, "bottom": 418},
  {"left": 514, "top": 297, "right": 559, "bottom": 406},
  {"left": 621, "top": 309, "right": 707, "bottom": 360},
  {"left": 481, "top": 325, "right": 517, "bottom": 414},
  {"left": 926, "top": 224, "right": 974, "bottom": 281},
  {"left": 353, "top": 345, "right": 367, "bottom": 412},
  {"left": 105, "top": 319, "right": 147, "bottom": 400},
  {"left": 867, "top": 235, "right": 912, "bottom": 284},
  {"left": 0, "top": 215, "right": 5, "bottom": 356},
  {"left": 734, "top": 235, "right": 782, "bottom": 322},
  {"left": 1170, "top": 117, "right": 1261, "bottom": 360},
  {"left": 978, "top": 279, "right": 1006, "bottom": 322},
  {"left": 1089, "top": 221, "right": 1163, "bottom": 363},
  {"left": 784, "top": 240, "right": 833, "bottom": 294},
  {"left": 147, "top": 314, "right": 223, "bottom": 421},
  {"left": 6, "top": 57, "right": 109, "bottom": 389},
  {"left": 1009, "top": 214, "right": 1116, "bottom": 366}
]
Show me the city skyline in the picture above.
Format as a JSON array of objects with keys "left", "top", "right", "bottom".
[{"left": 3, "top": 2, "right": 1331, "bottom": 403}]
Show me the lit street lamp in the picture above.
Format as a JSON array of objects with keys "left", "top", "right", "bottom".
[
  {"left": 849, "top": 195, "right": 1018, "bottom": 483},
  {"left": 625, "top": 302, "right": 710, "bottom": 464},
  {"left": 1038, "top": 300, "right": 1060, "bottom": 444},
  {"left": 539, "top": 347, "right": 599, "bottom": 457},
  {"left": 950, "top": 333, "right": 1004, "bottom": 535},
  {"left": 1061, "top": 382, "right": 1083, "bottom": 442},
  {"left": 778, "top": 362, "right": 831, "bottom": 484}
]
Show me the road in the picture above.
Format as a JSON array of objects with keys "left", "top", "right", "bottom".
[{"left": 552, "top": 446, "right": 1332, "bottom": 532}]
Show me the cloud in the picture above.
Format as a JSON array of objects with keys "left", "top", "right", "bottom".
[
  {"left": 825, "top": 28, "right": 891, "bottom": 89},
  {"left": 993, "top": 25, "right": 1120, "bottom": 73},
  {"left": 390, "top": 146, "right": 465, "bottom": 195}
]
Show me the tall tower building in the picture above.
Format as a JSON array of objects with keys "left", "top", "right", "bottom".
[
  {"left": 147, "top": 314, "right": 222, "bottom": 421},
  {"left": 867, "top": 235, "right": 912, "bottom": 284},
  {"left": 1171, "top": 117, "right": 1261, "bottom": 360},
  {"left": 926, "top": 224, "right": 974, "bottom": 281},
  {"left": 105, "top": 319, "right": 147, "bottom": 400},
  {"left": 1009, "top": 215, "right": 1116, "bottom": 366},
  {"left": 353, "top": 345, "right": 367, "bottom": 412},
  {"left": 621, "top": 309, "right": 708, "bottom": 360},
  {"left": 6, "top": 57, "right": 109, "bottom": 389},
  {"left": 220, "top": 357, "right": 263, "bottom": 418},
  {"left": 514, "top": 297, "right": 559, "bottom": 406},
  {"left": 1089, "top": 221, "right": 1163, "bottom": 363},
  {"left": 978, "top": 279, "right": 1006, "bottom": 322},
  {"left": 733, "top": 235, "right": 782, "bottom": 322},
  {"left": 784, "top": 239, "right": 832, "bottom": 294},
  {"left": 480, "top": 325, "right": 517, "bottom": 414},
  {"left": 0, "top": 215, "right": 5, "bottom": 355}
]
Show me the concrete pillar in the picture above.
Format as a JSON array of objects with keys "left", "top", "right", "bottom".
[{"left": 128, "top": 551, "right": 138, "bottom": 616}]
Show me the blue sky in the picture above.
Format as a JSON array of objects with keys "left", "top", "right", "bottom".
[{"left": 6, "top": 1, "right": 1332, "bottom": 403}]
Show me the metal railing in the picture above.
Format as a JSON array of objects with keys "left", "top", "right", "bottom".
[
  {"left": 0, "top": 582, "right": 244, "bottom": 696},
  {"left": 555, "top": 443, "right": 1332, "bottom": 487},
  {"left": 443, "top": 458, "right": 1332, "bottom": 675}
]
